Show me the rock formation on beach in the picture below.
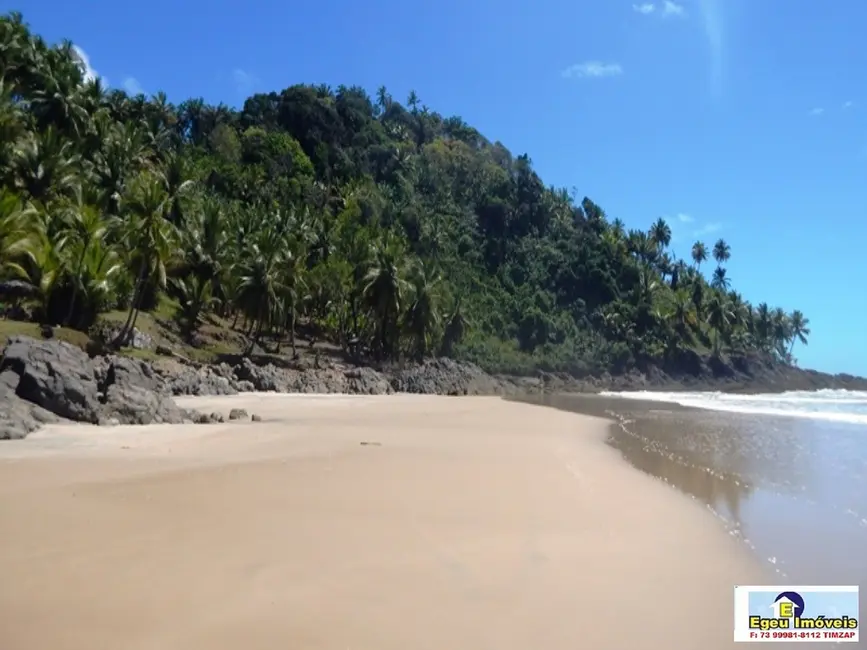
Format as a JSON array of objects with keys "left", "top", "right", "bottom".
[
  {"left": 0, "top": 336, "right": 524, "bottom": 439},
  {"left": 3, "top": 334, "right": 866, "bottom": 440}
]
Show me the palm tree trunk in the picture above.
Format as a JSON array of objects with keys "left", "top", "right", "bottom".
[
  {"left": 113, "top": 262, "right": 147, "bottom": 348},
  {"left": 64, "top": 246, "right": 90, "bottom": 328},
  {"left": 64, "top": 286, "right": 78, "bottom": 328}
]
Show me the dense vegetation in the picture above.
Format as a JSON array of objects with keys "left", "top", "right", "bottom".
[{"left": 0, "top": 13, "right": 811, "bottom": 376}]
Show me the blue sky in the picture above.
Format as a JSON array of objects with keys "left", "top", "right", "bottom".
[{"left": 9, "top": 0, "right": 867, "bottom": 375}]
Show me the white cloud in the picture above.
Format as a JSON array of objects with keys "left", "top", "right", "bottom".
[
  {"left": 633, "top": 3, "right": 656, "bottom": 14},
  {"left": 693, "top": 222, "right": 722, "bottom": 237},
  {"left": 71, "top": 45, "right": 101, "bottom": 84},
  {"left": 232, "top": 68, "right": 258, "bottom": 96},
  {"left": 123, "top": 77, "right": 144, "bottom": 96},
  {"left": 843, "top": 100, "right": 854, "bottom": 109},
  {"left": 662, "top": 1, "right": 685, "bottom": 16},
  {"left": 697, "top": 0, "right": 724, "bottom": 97},
  {"left": 808, "top": 107, "right": 824, "bottom": 116},
  {"left": 561, "top": 61, "right": 623, "bottom": 79},
  {"left": 677, "top": 213, "right": 694, "bottom": 223}
]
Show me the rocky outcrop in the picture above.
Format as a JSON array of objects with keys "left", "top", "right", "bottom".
[
  {"left": 0, "top": 367, "right": 59, "bottom": 440},
  {"left": 2, "top": 335, "right": 103, "bottom": 423},
  {"left": 390, "top": 358, "right": 509, "bottom": 395},
  {"left": 229, "top": 358, "right": 393, "bottom": 395},
  {"left": 4, "top": 332, "right": 866, "bottom": 441},
  {"left": 0, "top": 337, "right": 214, "bottom": 439}
]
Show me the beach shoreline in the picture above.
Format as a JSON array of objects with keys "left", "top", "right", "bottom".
[{"left": 0, "top": 394, "right": 766, "bottom": 650}]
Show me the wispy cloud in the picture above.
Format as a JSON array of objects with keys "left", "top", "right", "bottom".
[
  {"left": 693, "top": 222, "right": 722, "bottom": 238},
  {"left": 843, "top": 100, "right": 854, "bottom": 109},
  {"left": 232, "top": 68, "right": 259, "bottom": 96},
  {"left": 123, "top": 77, "right": 144, "bottom": 96},
  {"left": 633, "top": 2, "right": 684, "bottom": 17},
  {"left": 662, "top": 1, "right": 685, "bottom": 16},
  {"left": 808, "top": 107, "right": 824, "bottom": 116},
  {"left": 71, "top": 45, "right": 101, "bottom": 84},
  {"left": 561, "top": 61, "right": 623, "bottom": 79},
  {"left": 696, "top": 0, "right": 724, "bottom": 97},
  {"left": 677, "top": 213, "right": 694, "bottom": 223}
]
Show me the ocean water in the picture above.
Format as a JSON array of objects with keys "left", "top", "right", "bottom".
[
  {"left": 599, "top": 389, "right": 867, "bottom": 426},
  {"left": 519, "top": 390, "right": 867, "bottom": 587}
]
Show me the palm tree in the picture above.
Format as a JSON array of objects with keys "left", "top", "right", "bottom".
[
  {"left": 407, "top": 90, "right": 420, "bottom": 113},
  {"left": 711, "top": 266, "right": 730, "bottom": 291},
  {"left": 771, "top": 307, "right": 790, "bottom": 358},
  {"left": 666, "top": 288, "right": 697, "bottom": 342},
  {"left": 55, "top": 189, "right": 116, "bottom": 326},
  {"left": 754, "top": 302, "right": 772, "bottom": 351},
  {"left": 691, "top": 241, "right": 707, "bottom": 270},
  {"left": 712, "top": 238, "right": 731, "bottom": 266},
  {"left": 706, "top": 293, "right": 733, "bottom": 354},
  {"left": 788, "top": 310, "right": 810, "bottom": 359},
  {"left": 275, "top": 247, "right": 306, "bottom": 357},
  {"left": 404, "top": 260, "right": 442, "bottom": 360},
  {"left": 363, "top": 233, "right": 410, "bottom": 359},
  {"left": 0, "top": 189, "right": 38, "bottom": 279},
  {"left": 235, "top": 247, "right": 284, "bottom": 354},
  {"left": 376, "top": 86, "right": 391, "bottom": 113},
  {"left": 113, "top": 172, "right": 177, "bottom": 346},
  {"left": 8, "top": 127, "right": 81, "bottom": 202},
  {"left": 440, "top": 295, "right": 467, "bottom": 357},
  {"left": 649, "top": 217, "right": 671, "bottom": 251}
]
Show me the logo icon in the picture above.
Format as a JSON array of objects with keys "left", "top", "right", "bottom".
[
  {"left": 733, "top": 585, "right": 859, "bottom": 643},
  {"left": 771, "top": 592, "right": 805, "bottom": 619}
]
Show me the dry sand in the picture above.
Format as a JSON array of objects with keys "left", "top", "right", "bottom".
[{"left": 0, "top": 394, "right": 768, "bottom": 649}]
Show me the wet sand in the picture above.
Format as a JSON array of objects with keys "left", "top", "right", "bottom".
[
  {"left": 519, "top": 394, "right": 867, "bottom": 587},
  {"left": 0, "top": 394, "right": 764, "bottom": 650}
]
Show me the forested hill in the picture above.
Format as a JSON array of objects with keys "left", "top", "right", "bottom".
[{"left": 0, "top": 12, "right": 816, "bottom": 381}]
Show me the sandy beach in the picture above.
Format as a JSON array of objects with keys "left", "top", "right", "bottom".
[{"left": 0, "top": 394, "right": 766, "bottom": 650}]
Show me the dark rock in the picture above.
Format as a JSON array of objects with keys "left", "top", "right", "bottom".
[
  {"left": 0, "top": 336, "right": 210, "bottom": 436},
  {"left": 251, "top": 414, "right": 262, "bottom": 422},
  {"left": 344, "top": 367, "right": 393, "bottom": 395},
  {"left": 165, "top": 365, "right": 238, "bottom": 396},
  {"left": 102, "top": 355, "right": 167, "bottom": 395},
  {"left": 233, "top": 358, "right": 286, "bottom": 392},
  {"left": 390, "top": 358, "right": 503, "bottom": 396},
  {"left": 89, "top": 323, "right": 153, "bottom": 350},
  {"left": 0, "top": 368, "right": 59, "bottom": 440},
  {"left": 228, "top": 408, "right": 248, "bottom": 420},
  {"left": 101, "top": 383, "right": 186, "bottom": 425},
  {"left": 0, "top": 336, "right": 101, "bottom": 423}
]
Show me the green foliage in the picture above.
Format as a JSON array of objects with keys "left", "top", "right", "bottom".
[{"left": 0, "top": 12, "right": 811, "bottom": 372}]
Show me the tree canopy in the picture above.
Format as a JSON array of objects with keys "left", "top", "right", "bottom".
[{"left": 0, "top": 12, "right": 810, "bottom": 375}]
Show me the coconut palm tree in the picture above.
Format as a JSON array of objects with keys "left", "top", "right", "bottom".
[
  {"left": 712, "top": 238, "right": 731, "bottom": 266},
  {"left": 691, "top": 241, "right": 707, "bottom": 271},
  {"left": 788, "top": 310, "right": 810, "bottom": 359},
  {"left": 404, "top": 260, "right": 442, "bottom": 360},
  {"left": 55, "top": 188, "right": 117, "bottom": 326},
  {"left": 112, "top": 172, "right": 177, "bottom": 346},
  {"left": 771, "top": 307, "right": 791, "bottom": 358},
  {"left": 0, "top": 189, "right": 38, "bottom": 278},
  {"left": 649, "top": 217, "right": 671, "bottom": 251},
  {"left": 706, "top": 293, "right": 733, "bottom": 354},
  {"left": 666, "top": 288, "right": 697, "bottom": 342},
  {"left": 363, "top": 233, "right": 411, "bottom": 359},
  {"left": 711, "top": 266, "right": 730, "bottom": 291}
]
